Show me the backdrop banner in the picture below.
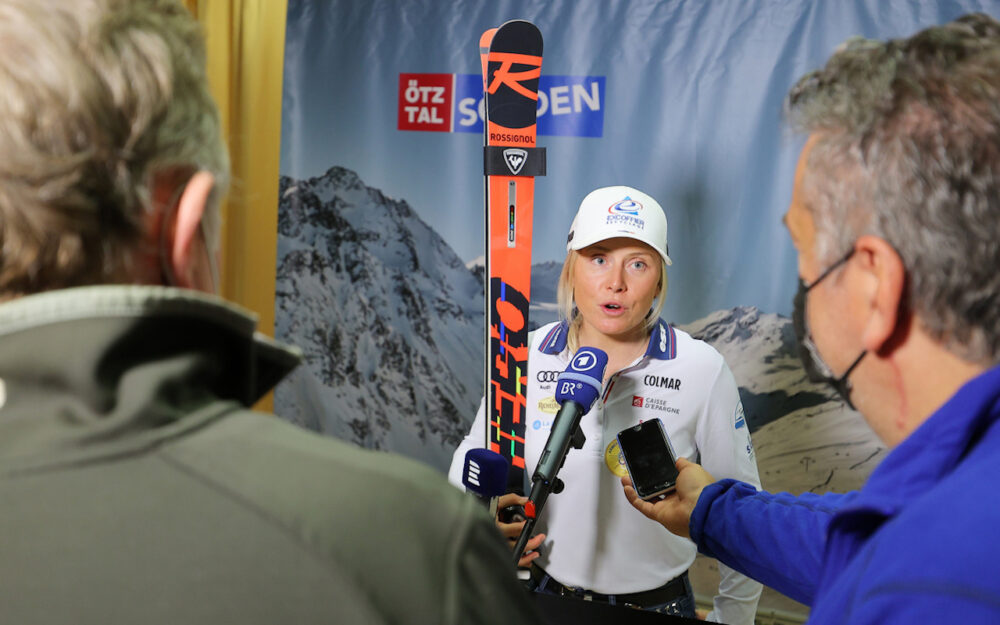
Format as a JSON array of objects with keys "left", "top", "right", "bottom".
[{"left": 275, "top": 0, "right": 999, "bottom": 613}]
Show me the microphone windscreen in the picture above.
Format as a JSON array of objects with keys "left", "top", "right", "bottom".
[
  {"left": 554, "top": 347, "right": 608, "bottom": 411},
  {"left": 462, "top": 448, "right": 509, "bottom": 497}
]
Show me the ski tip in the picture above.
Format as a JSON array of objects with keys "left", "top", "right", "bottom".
[
  {"left": 489, "top": 20, "right": 542, "bottom": 55},
  {"left": 479, "top": 27, "right": 498, "bottom": 50},
  {"left": 496, "top": 19, "right": 541, "bottom": 37}
]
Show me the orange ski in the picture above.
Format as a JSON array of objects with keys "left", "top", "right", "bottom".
[{"left": 480, "top": 20, "right": 544, "bottom": 492}]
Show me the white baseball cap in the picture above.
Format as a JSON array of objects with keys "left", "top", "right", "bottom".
[{"left": 566, "top": 186, "right": 672, "bottom": 266}]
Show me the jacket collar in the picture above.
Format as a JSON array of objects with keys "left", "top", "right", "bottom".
[
  {"left": 839, "top": 364, "right": 1000, "bottom": 519},
  {"left": 0, "top": 285, "right": 300, "bottom": 402},
  {"left": 538, "top": 318, "right": 678, "bottom": 361},
  {"left": 0, "top": 286, "right": 301, "bottom": 466}
]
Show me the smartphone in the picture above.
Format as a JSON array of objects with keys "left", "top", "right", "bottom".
[{"left": 616, "top": 418, "right": 679, "bottom": 500}]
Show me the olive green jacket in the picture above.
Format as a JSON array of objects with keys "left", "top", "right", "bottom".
[{"left": 0, "top": 286, "right": 540, "bottom": 625}]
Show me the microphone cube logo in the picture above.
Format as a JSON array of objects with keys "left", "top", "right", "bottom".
[
  {"left": 573, "top": 352, "right": 597, "bottom": 371},
  {"left": 556, "top": 348, "right": 606, "bottom": 407},
  {"left": 571, "top": 351, "right": 597, "bottom": 372},
  {"left": 465, "top": 459, "right": 481, "bottom": 487}
]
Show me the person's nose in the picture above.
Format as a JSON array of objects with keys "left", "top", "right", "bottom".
[{"left": 606, "top": 264, "right": 626, "bottom": 292}]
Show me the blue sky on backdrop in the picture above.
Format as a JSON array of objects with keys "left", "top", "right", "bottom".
[{"left": 280, "top": 0, "right": 999, "bottom": 323}]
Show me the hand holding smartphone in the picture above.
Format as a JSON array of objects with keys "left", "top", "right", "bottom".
[{"left": 616, "top": 418, "right": 679, "bottom": 500}]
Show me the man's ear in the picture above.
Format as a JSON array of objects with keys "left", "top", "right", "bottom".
[
  {"left": 854, "top": 234, "right": 906, "bottom": 353},
  {"left": 167, "top": 171, "right": 216, "bottom": 289}
]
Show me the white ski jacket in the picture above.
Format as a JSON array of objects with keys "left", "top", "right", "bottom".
[{"left": 449, "top": 319, "right": 763, "bottom": 624}]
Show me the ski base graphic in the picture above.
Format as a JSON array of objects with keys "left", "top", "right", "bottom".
[{"left": 481, "top": 20, "right": 544, "bottom": 493}]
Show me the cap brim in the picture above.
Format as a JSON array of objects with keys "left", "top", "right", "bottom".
[{"left": 568, "top": 231, "right": 672, "bottom": 266}]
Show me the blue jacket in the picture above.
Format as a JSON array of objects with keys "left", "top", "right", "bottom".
[{"left": 690, "top": 365, "right": 1000, "bottom": 624}]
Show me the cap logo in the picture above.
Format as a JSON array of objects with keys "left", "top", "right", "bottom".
[
  {"left": 604, "top": 195, "right": 647, "bottom": 233},
  {"left": 608, "top": 196, "right": 642, "bottom": 216}
]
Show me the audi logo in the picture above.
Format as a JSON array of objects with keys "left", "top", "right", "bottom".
[{"left": 536, "top": 370, "right": 559, "bottom": 383}]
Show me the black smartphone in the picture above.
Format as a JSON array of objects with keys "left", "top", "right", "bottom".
[{"left": 616, "top": 418, "right": 679, "bottom": 500}]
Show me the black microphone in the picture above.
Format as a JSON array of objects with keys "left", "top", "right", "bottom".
[
  {"left": 462, "top": 448, "right": 509, "bottom": 518},
  {"left": 512, "top": 347, "right": 608, "bottom": 564}
]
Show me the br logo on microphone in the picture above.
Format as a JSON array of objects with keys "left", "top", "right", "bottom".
[
  {"left": 559, "top": 380, "right": 583, "bottom": 397},
  {"left": 555, "top": 347, "right": 608, "bottom": 410}
]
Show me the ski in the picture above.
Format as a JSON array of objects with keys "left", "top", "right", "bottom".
[{"left": 480, "top": 20, "right": 545, "bottom": 493}]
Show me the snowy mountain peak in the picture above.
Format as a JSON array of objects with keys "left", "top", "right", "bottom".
[
  {"left": 274, "top": 166, "right": 484, "bottom": 468},
  {"left": 317, "top": 165, "right": 365, "bottom": 192}
]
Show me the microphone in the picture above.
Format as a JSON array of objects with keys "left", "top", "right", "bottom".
[
  {"left": 462, "top": 448, "right": 509, "bottom": 518},
  {"left": 533, "top": 347, "right": 608, "bottom": 487},
  {"left": 512, "top": 347, "right": 607, "bottom": 564}
]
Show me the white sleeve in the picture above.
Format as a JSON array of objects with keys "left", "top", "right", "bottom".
[
  {"left": 696, "top": 360, "right": 761, "bottom": 488},
  {"left": 707, "top": 562, "right": 764, "bottom": 625},
  {"left": 697, "top": 360, "right": 763, "bottom": 625},
  {"left": 447, "top": 396, "right": 488, "bottom": 489}
]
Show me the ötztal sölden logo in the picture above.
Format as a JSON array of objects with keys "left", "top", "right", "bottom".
[{"left": 397, "top": 73, "right": 606, "bottom": 137}]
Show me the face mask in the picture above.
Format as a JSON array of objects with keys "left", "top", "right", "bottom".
[{"left": 792, "top": 248, "right": 866, "bottom": 409}]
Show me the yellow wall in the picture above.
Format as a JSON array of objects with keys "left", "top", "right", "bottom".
[{"left": 184, "top": 0, "right": 289, "bottom": 410}]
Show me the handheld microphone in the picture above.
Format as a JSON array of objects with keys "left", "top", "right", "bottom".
[
  {"left": 462, "top": 448, "right": 509, "bottom": 518},
  {"left": 533, "top": 348, "right": 608, "bottom": 486},
  {"left": 512, "top": 347, "right": 607, "bottom": 565}
]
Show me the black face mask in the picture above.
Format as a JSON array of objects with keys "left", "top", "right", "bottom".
[{"left": 792, "top": 248, "right": 866, "bottom": 410}]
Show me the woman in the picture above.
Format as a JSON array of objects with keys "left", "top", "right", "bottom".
[{"left": 449, "top": 186, "right": 762, "bottom": 622}]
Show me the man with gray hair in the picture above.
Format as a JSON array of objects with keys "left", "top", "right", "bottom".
[
  {"left": 0, "top": 1, "right": 541, "bottom": 623},
  {"left": 624, "top": 13, "right": 1000, "bottom": 624}
]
